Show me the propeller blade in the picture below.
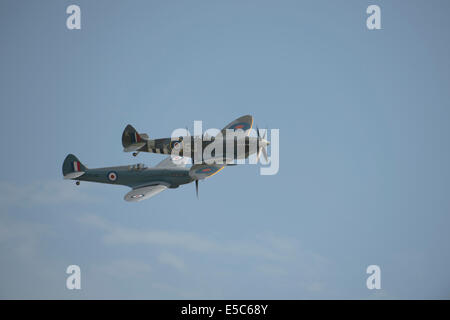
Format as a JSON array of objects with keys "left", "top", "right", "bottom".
[
  {"left": 256, "top": 147, "right": 261, "bottom": 163},
  {"left": 263, "top": 128, "right": 267, "bottom": 139},
  {"left": 262, "top": 147, "right": 268, "bottom": 163},
  {"left": 256, "top": 126, "right": 260, "bottom": 139},
  {"left": 195, "top": 180, "right": 199, "bottom": 199}
]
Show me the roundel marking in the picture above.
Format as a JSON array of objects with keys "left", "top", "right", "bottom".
[
  {"left": 107, "top": 171, "right": 118, "bottom": 182},
  {"left": 131, "top": 194, "right": 144, "bottom": 199},
  {"left": 195, "top": 166, "right": 218, "bottom": 175},
  {"left": 229, "top": 122, "right": 251, "bottom": 131},
  {"left": 171, "top": 140, "right": 182, "bottom": 150}
]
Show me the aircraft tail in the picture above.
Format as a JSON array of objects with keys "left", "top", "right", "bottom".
[
  {"left": 62, "top": 154, "right": 87, "bottom": 179},
  {"left": 122, "top": 124, "right": 148, "bottom": 152}
]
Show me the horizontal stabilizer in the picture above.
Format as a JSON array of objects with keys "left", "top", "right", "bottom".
[
  {"left": 123, "top": 142, "right": 146, "bottom": 152},
  {"left": 63, "top": 171, "right": 85, "bottom": 179}
]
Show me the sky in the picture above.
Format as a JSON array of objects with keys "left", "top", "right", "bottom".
[{"left": 1, "top": 0, "right": 450, "bottom": 299}]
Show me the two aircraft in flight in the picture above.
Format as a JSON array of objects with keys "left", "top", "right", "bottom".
[{"left": 62, "top": 115, "right": 269, "bottom": 202}]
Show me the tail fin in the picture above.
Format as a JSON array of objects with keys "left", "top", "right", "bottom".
[
  {"left": 62, "top": 154, "right": 87, "bottom": 179},
  {"left": 122, "top": 124, "right": 148, "bottom": 152}
]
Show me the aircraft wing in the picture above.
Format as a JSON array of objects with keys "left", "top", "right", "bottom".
[
  {"left": 189, "top": 163, "right": 225, "bottom": 180},
  {"left": 124, "top": 185, "right": 168, "bottom": 202},
  {"left": 220, "top": 115, "right": 253, "bottom": 137},
  {"left": 155, "top": 156, "right": 189, "bottom": 168}
]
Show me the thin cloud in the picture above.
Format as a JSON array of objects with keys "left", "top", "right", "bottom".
[
  {"left": 157, "top": 252, "right": 186, "bottom": 272},
  {"left": 77, "top": 214, "right": 297, "bottom": 261},
  {"left": 0, "top": 180, "right": 100, "bottom": 207},
  {"left": 0, "top": 216, "right": 49, "bottom": 260},
  {"left": 92, "top": 259, "right": 152, "bottom": 279}
]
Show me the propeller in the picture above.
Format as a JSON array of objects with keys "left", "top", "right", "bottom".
[
  {"left": 195, "top": 180, "right": 199, "bottom": 199},
  {"left": 256, "top": 126, "right": 270, "bottom": 163}
]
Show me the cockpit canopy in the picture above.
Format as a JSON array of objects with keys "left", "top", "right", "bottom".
[{"left": 129, "top": 163, "right": 147, "bottom": 171}]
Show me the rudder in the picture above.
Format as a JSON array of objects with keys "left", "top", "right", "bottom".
[
  {"left": 62, "top": 154, "right": 87, "bottom": 179},
  {"left": 122, "top": 124, "right": 148, "bottom": 152}
]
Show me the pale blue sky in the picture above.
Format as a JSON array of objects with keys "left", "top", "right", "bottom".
[{"left": 1, "top": 0, "right": 450, "bottom": 299}]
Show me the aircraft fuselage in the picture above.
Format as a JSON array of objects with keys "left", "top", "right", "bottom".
[{"left": 77, "top": 165, "right": 192, "bottom": 189}]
